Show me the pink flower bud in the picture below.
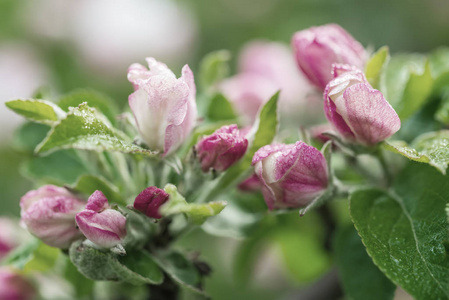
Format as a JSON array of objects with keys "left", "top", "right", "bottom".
[
  {"left": 324, "top": 65, "right": 401, "bottom": 146},
  {"left": 195, "top": 125, "right": 248, "bottom": 172},
  {"left": 0, "top": 268, "right": 36, "bottom": 300},
  {"left": 133, "top": 187, "right": 169, "bottom": 219},
  {"left": 292, "top": 24, "right": 367, "bottom": 89},
  {"left": 219, "top": 73, "right": 278, "bottom": 125},
  {"left": 0, "top": 218, "right": 27, "bottom": 260},
  {"left": 252, "top": 142, "right": 328, "bottom": 210},
  {"left": 237, "top": 173, "right": 262, "bottom": 192},
  {"left": 75, "top": 191, "right": 127, "bottom": 248},
  {"left": 127, "top": 57, "right": 197, "bottom": 156},
  {"left": 20, "top": 185, "right": 85, "bottom": 249}
]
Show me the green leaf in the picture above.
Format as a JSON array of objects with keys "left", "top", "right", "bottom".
[
  {"left": 13, "top": 122, "right": 50, "bottom": 152},
  {"left": 350, "top": 162, "right": 449, "bottom": 300},
  {"left": 435, "top": 92, "right": 449, "bottom": 125},
  {"left": 5, "top": 239, "right": 59, "bottom": 273},
  {"left": 153, "top": 250, "right": 205, "bottom": 296},
  {"left": 69, "top": 241, "right": 163, "bottom": 285},
  {"left": 334, "top": 225, "right": 395, "bottom": 300},
  {"left": 72, "top": 174, "right": 125, "bottom": 205},
  {"left": 202, "top": 201, "right": 263, "bottom": 239},
  {"left": 6, "top": 99, "right": 65, "bottom": 125},
  {"left": 382, "top": 54, "right": 427, "bottom": 108},
  {"left": 22, "top": 242, "right": 60, "bottom": 273},
  {"left": 58, "top": 89, "right": 118, "bottom": 124},
  {"left": 162, "top": 184, "right": 226, "bottom": 225},
  {"left": 199, "top": 50, "right": 231, "bottom": 90},
  {"left": 429, "top": 47, "right": 449, "bottom": 95},
  {"left": 365, "top": 46, "right": 389, "bottom": 89},
  {"left": 396, "top": 60, "right": 433, "bottom": 119},
  {"left": 208, "top": 92, "right": 279, "bottom": 198},
  {"left": 4, "top": 238, "right": 40, "bottom": 269},
  {"left": 206, "top": 93, "right": 237, "bottom": 121},
  {"left": 36, "top": 103, "right": 157, "bottom": 157},
  {"left": 384, "top": 130, "right": 449, "bottom": 174},
  {"left": 64, "top": 257, "right": 95, "bottom": 298},
  {"left": 115, "top": 250, "right": 164, "bottom": 285},
  {"left": 69, "top": 241, "right": 120, "bottom": 281},
  {"left": 22, "top": 150, "right": 89, "bottom": 185}
]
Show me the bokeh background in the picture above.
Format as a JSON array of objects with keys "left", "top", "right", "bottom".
[{"left": 0, "top": 0, "right": 447, "bottom": 299}]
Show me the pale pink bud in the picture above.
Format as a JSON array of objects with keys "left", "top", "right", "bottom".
[
  {"left": 195, "top": 125, "right": 248, "bottom": 172},
  {"left": 75, "top": 191, "right": 127, "bottom": 248},
  {"left": 252, "top": 142, "right": 328, "bottom": 210},
  {"left": 219, "top": 73, "right": 278, "bottom": 125},
  {"left": 324, "top": 65, "right": 401, "bottom": 146},
  {"left": 309, "top": 124, "right": 334, "bottom": 144},
  {"left": 0, "top": 218, "right": 27, "bottom": 259},
  {"left": 133, "top": 187, "right": 169, "bottom": 219},
  {"left": 127, "top": 57, "right": 197, "bottom": 156},
  {"left": 292, "top": 24, "right": 367, "bottom": 89},
  {"left": 0, "top": 268, "right": 36, "bottom": 300},
  {"left": 20, "top": 185, "right": 85, "bottom": 249}
]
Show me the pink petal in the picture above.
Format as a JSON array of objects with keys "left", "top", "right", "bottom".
[{"left": 341, "top": 84, "right": 401, "bottom": 145}]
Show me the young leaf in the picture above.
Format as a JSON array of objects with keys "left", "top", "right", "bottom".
[
  {"left": 114, "top": 250, "right": 164, "bottom": 285},
  {"left": 435, "top": 92, "right": 449, "bottom": 125},
  {"left": 206, "top": 93, "right": 237, "bottom": 121},
  {"left": 36, "top": 103, "right": 157, "bottom": 157},
  {"left": 22, "top": 150, "right": 89, "bottom": 185},
  {"left": 6, "top": 99, "right": 65, "bottom": 125},
  {"left": 382, "top": 54, "right": 427, "bottom": 108},
  {"left": 22, "top": 242, "right": 60, "bottom": 273},
  {"left": 64, "top": 257, "right": 95, "bottom": 298},
  {"left": 69, "top": 241, "right": 120, "bottom": 281},
  {"left": 384, "top": 130, "right": 449, "bottom": 174},
  {"left": 365, "top": 46, "right": 389, "bottom": 89},
  {"left": 162, "top": 184, "right": 226, "bottom": 225},
  {"left": 334, "top": 225, "right": 395, "bottom": 300},
  {"left": 71, "top": 174, "right": 125, "bottom": 205},
  {"left": 350, "top": 162, "right": 449, "bottom": 300},
  {"left": 396, "top": 60, "right": 433, "bottom": 120},
  {"left": 58, "top": 89, "right": 118, "bottom": 124},
  {"left": 69, "top": 241, "right": 163, "bottom": 285},
  {"left": 429, "top": 47, "right": 449, "bottom": 94},
  {"left": 199, "top": 50, "right": 231, "bottom": 91},
  {"left": 152, "top": 250, "right": 206, "bottom": 296}
]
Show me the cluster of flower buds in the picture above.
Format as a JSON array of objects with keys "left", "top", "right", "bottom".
[{"left": 127, "top": 57, "right": 197, "bottom": 156}]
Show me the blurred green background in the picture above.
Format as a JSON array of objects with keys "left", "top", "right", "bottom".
[{"left": 0, "top": 0, "right": 445, "bottom": 299}]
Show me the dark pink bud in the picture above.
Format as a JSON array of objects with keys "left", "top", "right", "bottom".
[
  {"left": 133, "top": 187, "right": 169, "bottom": 219},
  {"left": 237, "top": 173, "right": 262, "bottom": 192},
  {"left": 324, "top": 65, "right": 401, "bottom": 146},
  {"left": 0, "top": 268, "right": 36, "bottom": 300},
  {"left": 195, "top": 125, "right": 248, "bottom": 172},
  {"left": 76, "top": 191, "right": 127, "bottom": 249},
  {"left": 20, "top": 185, "right": 85, "bottom": 249},
  {"left": 292, "top": 24, "right": 367, "bottom": 89},
  {"left": 252, "top": 142, "right": 328, "bottom": 210}
]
